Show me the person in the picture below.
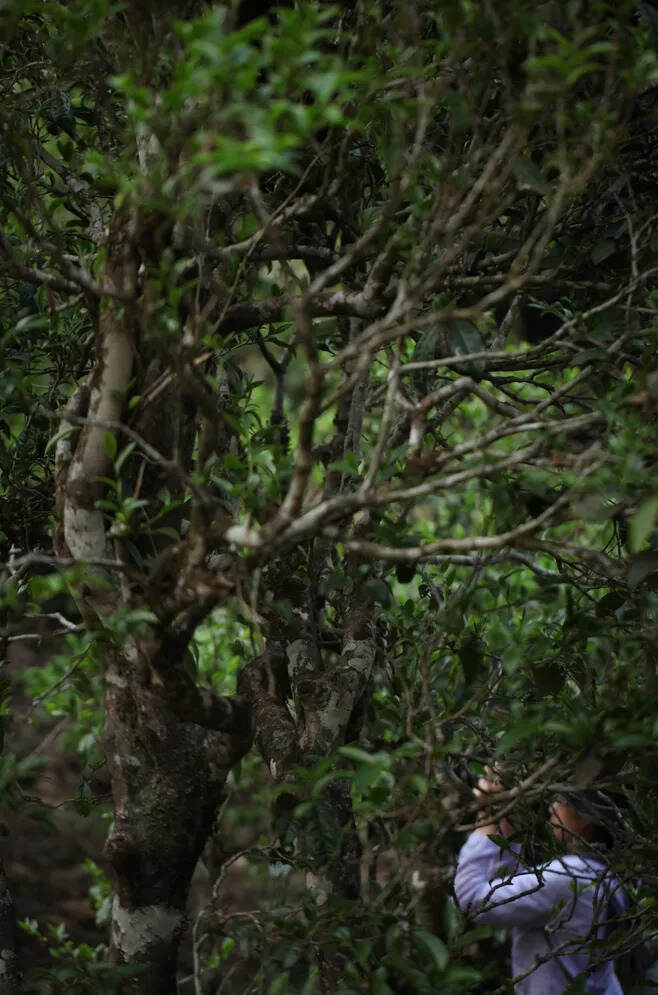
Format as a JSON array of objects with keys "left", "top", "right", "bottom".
[{"left": 454, "top": 772, "right": 628, "bottom": 994}]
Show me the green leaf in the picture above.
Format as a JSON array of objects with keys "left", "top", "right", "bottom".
[
  {"left": 513, "top": 156, "right": 550, "bottom": 194},
  {"left": 339, "top": 746, "right": 390, "bottom": 767},
  {"left": 458, "top": 632, "right": 484, "bottom": 686},
  {"left": 44, "top": 424, "right": 79, "bottom": 455},
  {"left": 74, "top": 780, "right": 93, "bottom": 816},
  {"left": 571, "top": 347, "right": 606, "bottom": 365},
  {"left": 151, "top": 526, "right": 181, "bottom": 540},
  {"left": 354, "top": 940, "right": 372, "bottom": 965},
  {"left": 453, "top": 925, "right": 495, "bottom": 947},
  {"left": 362, "top": 577, "right": 391, "bottom": 607},
  {"left": 411, "top": 328, "right": 439, "bottom": 364},
  {"left": 495, "top": 718, "right": 539, "bottom": 754},
  {"left": 14, "top": 314, "right": 50, "bottom": 334},
  {"left": 103, "top": 432, "right": 117, "bottom": 462},
  {"left": 450, "top": 319, "right": 484, "bottom": 356},
  {"left": 629, "top": 497, "right": 658, "bottom": 553},
  {"left": 413, "top": 928, "right": 448, "bottom": 972},
  {"left": 268, "top": 972, "right": 290, "bottom": 995},
  {"left": 300, "top": 968, "right": 319, "bottom": 995},
  {"left": 627, "top": 551, "right": 658, "bottom": 589},
  {"left": 449, "top": 319, "right": 485, "bottom": 376},
  {"left": 328, "top": 450, "right": 360, "bottom": 476},
  {"left": 115, "top": 442, "right": 136, "bottom": 473},
  {"left": 372, "top": 966, "right": 394, "bottom": 995},
  {"left": 591, "top": 239, "right": 616, "bottom": 265},
  {"left": 595, "top": 591, "right": 626, "bottom": 617}
]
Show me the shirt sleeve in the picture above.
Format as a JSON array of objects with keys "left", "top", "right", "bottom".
[{"left": 454, "top": 833, "right": 592, "bottom": 929}]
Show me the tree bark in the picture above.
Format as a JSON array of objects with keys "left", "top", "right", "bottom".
[
  {"left": 50, "top": 196, "right": 251, "bottom": 990},
  {"left": 0, "top": 851, "right": 20, "bottom": 994},
  {"left": 240, "top": 552, "right": 380, "bottom": 905},
  {"left": 104, "top": 668, "right": 251, "bottom": 994}
]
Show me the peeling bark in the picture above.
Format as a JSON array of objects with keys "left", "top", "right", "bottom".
[
  {"left": 104, "top": 676, "right": 251, "bottom": 994},
  {"left": 241, "top": 550, "right": 380, "bottom": 906},
  {"left": 110, "top": 899, "right": 182, "bottom": 993},
  {"left": 323, "top": 581, "right": 380, "bottom": 900},
  {"left": 238, "top": 645, "right": 298, "bottom": 778}
]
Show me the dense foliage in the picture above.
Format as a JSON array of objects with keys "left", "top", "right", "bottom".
[{"left": 2, "top": 0, "right": 658, "bottom": 992}]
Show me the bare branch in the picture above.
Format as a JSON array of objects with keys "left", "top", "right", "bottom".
[
  {"left": 212, "top": 287, "right": 389, "bottom": 335},
  {"left": 263, "top": 297, "right": 324, "bottom": 538}
]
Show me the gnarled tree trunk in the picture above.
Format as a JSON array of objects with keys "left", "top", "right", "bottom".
[
  {"left": 53, "top": 202, "right": 251, "bottom": 990},
  {"left": 104, "top": 675, "right": 250, "bottom": 993},
  {"left": 240, "top": 544, "right": 381, "bottom": 905}
]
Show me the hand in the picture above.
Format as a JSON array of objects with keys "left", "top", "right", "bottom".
[{"left": 473, "top": 770, "right": 515, "bottom": 838}]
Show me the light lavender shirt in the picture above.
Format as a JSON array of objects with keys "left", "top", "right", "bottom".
[{"left": 454, "top": 833, "right": 624, "bottom": 994}]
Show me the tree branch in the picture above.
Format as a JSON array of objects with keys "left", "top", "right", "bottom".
[{"left": 212, "top": 288, "right": 389, "bottom": 335}]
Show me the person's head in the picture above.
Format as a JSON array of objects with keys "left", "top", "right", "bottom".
[
  {"left": 549, "top": 790, "right": 622, "bottom": 851},
  {"left": 549, "top": 799, "right": 597, "bottom": 850}
]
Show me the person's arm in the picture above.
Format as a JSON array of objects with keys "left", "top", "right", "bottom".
[{"left": 454, "top": 834, "right": 586, "bottom": 929}]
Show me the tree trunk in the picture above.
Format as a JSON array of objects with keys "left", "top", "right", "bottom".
[
  {"left": 240, "top": 561, "right": 380, "bottom": 905},
  {"left": 0, "top": 852, "right": 20, "bottom": 995},
  {"left": 104, "top": 666, "right": 251, "bottom": 993}
]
